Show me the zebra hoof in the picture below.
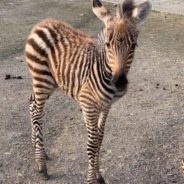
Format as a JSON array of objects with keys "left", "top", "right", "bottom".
[
  {"left": 38, "top": 166, "right": 50, "bottom": 180},
  {"left": 97, "top": 175, "right": 106, "bottom": 184}
]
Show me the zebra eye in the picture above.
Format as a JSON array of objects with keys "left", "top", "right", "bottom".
[{"left": 105, "top": 42, "right": 110, "bottom": 48}]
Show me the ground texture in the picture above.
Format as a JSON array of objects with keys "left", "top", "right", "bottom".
[
  {"left": 104, "top": 0, "right": 184, "bottom": 15},
  {"left": 0, "top": 0, "right": 184, "bottom": 184}
]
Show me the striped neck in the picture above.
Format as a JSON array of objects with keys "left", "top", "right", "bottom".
[{"left": 96, "top": 41, "right": 112, "bottom": 83}]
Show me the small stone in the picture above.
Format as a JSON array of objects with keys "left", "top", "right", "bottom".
[
  {"left": 163, "top": 87, "right": 166, "bottom": 90},
  {"left": 139, "top": 88, "right": 143, "bottom": 91},
  {"left": 16, "top": 76, "right": 22, "bottom": 79},
  {"left": 5, "top": 74, "right": 11, "bottom": 80},
  {"left": 18, "top": 172, "right": 23, "bottom": 177},
  {"left": 175, "top": 84, "right": 178, "bottom": 87}
]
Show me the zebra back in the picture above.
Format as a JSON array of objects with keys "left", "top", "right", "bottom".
[{"left": 25, "top": 19, "right": 97, "bottom": 100}]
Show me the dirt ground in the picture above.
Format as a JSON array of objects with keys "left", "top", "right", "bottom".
[
  {"left": 0, "top": 0, "right": 184, "bottom": 184},
  {"left": 104, "top": 0, "right": 184, "bottom": 15}
]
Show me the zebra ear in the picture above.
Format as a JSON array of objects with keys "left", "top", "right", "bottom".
[
  {"left": 116, "top": 0, "right": 151, "bottom": 24},
  {"left": 92, "top": 0, "right": 113, "bottom": 26},
  {"left": 132, "top": 0, "right": 151, "bottom": 24}
]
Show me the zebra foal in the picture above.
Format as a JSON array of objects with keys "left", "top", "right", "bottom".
[{"left": 25, "top": 0, "right": 151, "bottom": 183}]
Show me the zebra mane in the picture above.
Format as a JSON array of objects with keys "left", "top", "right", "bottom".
[{"left": 96, "top": 29, "right": 105, "bottom": 44}]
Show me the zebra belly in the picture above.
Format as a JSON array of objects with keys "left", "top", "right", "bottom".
[{"left": 55, "top": 61, "right": 82, "bottom": 100}]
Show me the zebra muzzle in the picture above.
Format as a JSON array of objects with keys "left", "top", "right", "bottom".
[{"left": 111, "top": 73, "right": 128, "bottom": 89}]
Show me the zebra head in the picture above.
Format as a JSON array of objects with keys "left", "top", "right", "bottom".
[{"left": 93, "top": 0, "right": 151, "bottom": 84}]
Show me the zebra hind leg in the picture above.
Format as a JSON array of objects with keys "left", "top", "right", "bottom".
[
  {"left": 29, "top": 94, "right": 49, "bottom": 158},
  {"left": 29, "top": 92, "right": 51, "bottom": 180}
]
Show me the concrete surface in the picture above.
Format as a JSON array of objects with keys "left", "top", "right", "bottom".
[
  {"left": 103, "top": 0, "right": 184, "bottom": 15},
  {"left": 0, "top": 0, "right": 184, "bottom": 184}
]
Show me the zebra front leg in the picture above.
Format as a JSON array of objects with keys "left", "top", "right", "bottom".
[
  {"left": 29, "top": 94, "right": 49, "bottom": 180},
  {"left": 82, "top": 105, "right": 101, "bottom": 184},
  {"left": 95, "top": 107, "right": 110, "bottom": 184},
  {"left": 181, "top": 160, "right": 184, "bottom": 174}
]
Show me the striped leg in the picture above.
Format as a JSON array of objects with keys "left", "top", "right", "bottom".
[
  {"left": 181, "top": 160, "right": 184, "bottom": 174},
  {"left": 29, "top": 94, "right": 38, "bottom": 149},
  {"left": 29, "top": 85, "right": 55, "bottom": 179},
  {"left": 82, "top": 105, "right": 100, "bottom": 184},
  {"left": 95, "top": 107, "right": 110, "bottom": 184}
]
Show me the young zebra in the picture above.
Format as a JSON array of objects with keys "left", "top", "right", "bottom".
[{"left": 25, "top": 0, "right": 151, "bottom": 183}]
